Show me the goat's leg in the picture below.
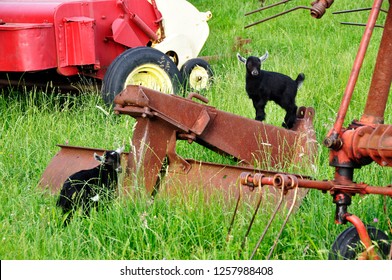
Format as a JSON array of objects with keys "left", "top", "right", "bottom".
[
  {"left": 253, "top": 99, "right": 267, "bottom": 122},
  {"left": 283, "top": 105, "right": 298, "bottom": 129}
]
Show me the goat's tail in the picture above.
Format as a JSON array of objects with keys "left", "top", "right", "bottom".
[{"left": 295, "top": 73, "right": 305, "bottom": 89}]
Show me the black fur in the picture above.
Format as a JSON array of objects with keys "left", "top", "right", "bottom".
[
  {"left": 238, "top": 52, "right": 304, "bottom": 129},
  {"left": 56, "top": 148, "right": 123, "bottom": 225}
]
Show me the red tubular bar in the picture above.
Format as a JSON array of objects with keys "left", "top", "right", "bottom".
[
  {"left": 240, "top": 172, "right": 392, "bottom": 196},
  {"left": 325, "top": 0, "right": 383, "bottom": 147},
  {"left": 345, "top": 214, "right": 380, "bottom": 260}
]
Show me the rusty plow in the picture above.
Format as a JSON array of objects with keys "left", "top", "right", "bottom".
[{"left": 40, "top": 84, "right": 317, "bottom": 224}]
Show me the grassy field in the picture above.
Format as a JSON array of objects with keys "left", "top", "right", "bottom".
[{"left": 1, "top": 0, "right": 391, "bottom": 260}]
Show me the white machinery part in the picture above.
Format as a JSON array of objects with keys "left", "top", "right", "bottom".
[{"left": 152, "top": 0, "right": 211, "bottom": 68}]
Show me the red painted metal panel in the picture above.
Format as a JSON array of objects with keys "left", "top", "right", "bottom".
[
  {"left": 0, "top": 0, "right": 161, "bottom": 77},
  {"left": 112, "top": 18, "right": 144, "bottom": 48},
  {"left": 0, "top": 23, "right": 57, "bottom": 71},
  {"left": 63, "top": 17, "right": 96, "bottom": 66}
]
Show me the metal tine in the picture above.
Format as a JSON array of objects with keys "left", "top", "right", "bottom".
[
  {"left": 267, "top": 183, "right": 299, "bottom": 259},
  {"left": 238, "top": 174, "right": 265, "bottom": 257},
  {"left": 226, "top": 178, "right": 244, "bottom": 242},
  {"left": 332, "top": 7, "right": 388, "bottom": 15},
  {"left": 245, "top": 6, "right": 312, "bottom": 29},
  {"left": 333, "top": 7, "right": 387, "bottom": 28},
  {"left": 340, "top": 22, "right": 384, "bottom": 28},
  {"left": 250, "top": 185, "right": 286, "bottom": 260},
  {"left": 245, "top": 0, "right": 292, "bottom": 16}
]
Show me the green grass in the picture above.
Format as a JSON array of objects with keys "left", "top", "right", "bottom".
[{"left": 1, "top": 0, "right": 391, "bottom": 260}]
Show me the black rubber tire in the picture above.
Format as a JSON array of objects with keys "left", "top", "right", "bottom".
[
  {"left": 329, "top": 225, "right": 391, "bottom": 260},
  {"left": 101, "top": 47, "right": 182, "bottom": 106},
  {"left": 180, "top": 58, "right": 213, "bottom": 92}
]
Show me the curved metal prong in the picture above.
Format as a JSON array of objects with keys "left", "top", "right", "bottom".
[
  {"left": 226, "top": 182, "right": 243, "bottom": 242},
  {"left": 238, "top": 176, "right": 264, "bottom": 257},
  {"left": 250, "top": 185, "right": 286, "bottom": 259},
  {"left": 267, "top": 185, "right": 299, "bottom": 259}
]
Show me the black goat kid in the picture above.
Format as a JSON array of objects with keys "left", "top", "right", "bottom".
[
  {"left": 237, "top": 51, "right": 305, "bottom": 129},
  {"left": 56, "top": 146, "right": 124, "bottom": 225}
]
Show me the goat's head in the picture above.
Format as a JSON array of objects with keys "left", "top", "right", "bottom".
[
  {"left": 94, "top": 146, "right": 125, "bottom": 172},
  {"left": 237, "top": 51, "right": 269, "bottom": 76}
]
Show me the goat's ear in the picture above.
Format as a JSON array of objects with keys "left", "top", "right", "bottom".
[
  {"left": 94, "top": 152, "right": 104, "bottom": 163},
  {"left": 237, "top": 53, "right": 246, "bottom": 64},
  {"left": 115, "top": 146, "right": 125, "bottom": 154},
  {"left": 259, "top": 51, "right": 269, "bottom": 63}
]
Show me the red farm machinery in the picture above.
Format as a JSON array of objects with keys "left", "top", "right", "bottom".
[
  {"left": 0, "top": 0, "right": 213, "bottom": 104},
  {"left": 12, "top": 0, "right": 392, "bottom": 259}
]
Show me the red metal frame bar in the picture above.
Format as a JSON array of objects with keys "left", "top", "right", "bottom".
[
  {"left": 324, "top": 0, "right": 384, "bottom": 147},
  {"left": 240, "top": 172, "right": 392, "bottom": 197},
  {"left": 345, "top": 214, "right": 380, "bottom": 260}
]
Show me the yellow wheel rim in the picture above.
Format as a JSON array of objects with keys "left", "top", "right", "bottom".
[
  {"left": 124, "top": 63, "right": 174, "bottom": 93},
  {"left": 188, "top": 65, "right": 210, "bottom": 90}
]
